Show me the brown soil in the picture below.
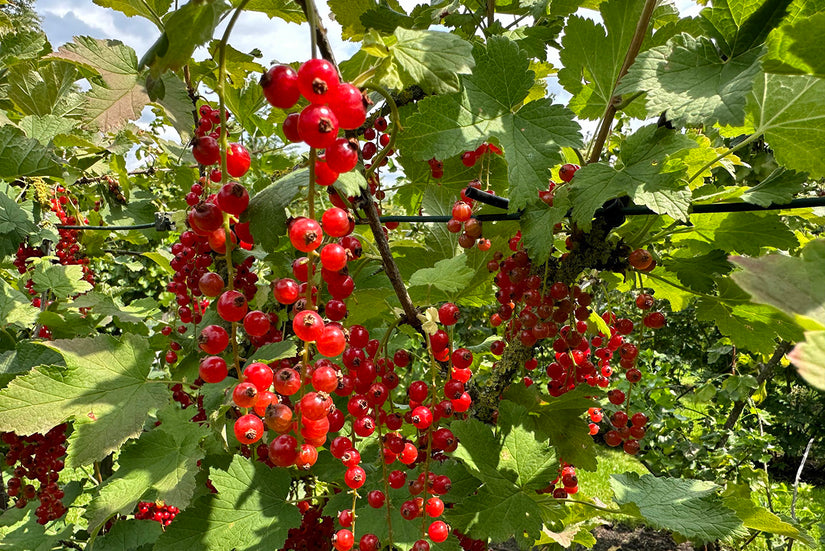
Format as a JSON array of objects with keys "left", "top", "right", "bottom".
[{"left": 588, "top": 524, "right": 695, "bottom": 551}]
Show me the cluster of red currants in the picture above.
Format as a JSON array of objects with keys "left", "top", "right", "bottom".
[
  {"left": 2, "top": 424, "right": 68, "bottom": 524},
  {"left": 537, "top": 461, "right": 580, "bottom": 498},
  {"left": 135, "top": 500, "right": 179, "bottom": 527},
  {"left": 446, "top": 180, "right": 491, "bottom": 251},
  {"left": 280, "top": 501, "right": 335, "bottom": 551},
  {"left": 261, "top": 59, "right": 365, "bottom": 187},
  {"left": 191, "top": 104, "right": 252, "bottom": 182}
]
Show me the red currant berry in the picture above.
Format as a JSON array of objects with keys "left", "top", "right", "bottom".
[
  {"left": 282, "top": 112, "right": 301, "bottom": 143},
  {"left": 260, "top": 65, "right": 300, "bottom": 109},
  {"left": 288, "top": 217, "right": 323, "bottom": 252},
  {"left": 192, "top": 136, "right": 220, "bottom": 166},
  {"left": 298, "top": 104, "right": 339, "bottom": 149},
  {"left": 297, "top": 58, "right": 340, "bottom": 104}
]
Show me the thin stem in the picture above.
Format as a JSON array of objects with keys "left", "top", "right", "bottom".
[
  {"left": 374, "top": 404, "right": 394, "bottom": 548},
  {"left": 790, "top": 436, "right": 815, "bottom": 521},
  {"left": 420, "top": 332, "right": 438, "bottom": 538},
  {"left": 587, "top": 0, "right": 657, "bottom": 164},
  {"left": 363, "top": 85, "right": 402, "bottom": 182},
  {"left": 486, "top": 0, "right": 495, "bottom": 29}
]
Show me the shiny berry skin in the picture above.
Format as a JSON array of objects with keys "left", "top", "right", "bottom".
[
  {"left": 243, "top": 362, "right": 273, "bottom": 392},
  {"left": 297, "top": 58, "right": 340, "bottom": 104},
  {"left": 199, "top": 356, "right": 228, "bottom": 383},
  {"left": 425, "top": 496, "right": 444, "bottom": 517},
  {"left": 321, "top": 207, "right": 353, "bottom": 238},
  {"left": 359, "top": 534, "right": 380, "bottom": 551},
  {"left": 412, "top": 540, "right": 430, "bottom": 551},
  {"left": 558, "top": 163, "right": 580, "bottom": 182},
  {"left": 411, "top": 406, "right": 433, "bottom": 430},
  {"left": 451, "top": 347, "right": 473, "bottom": 369},
  {"left": 217, "top": 290, "right": 248, "bottom": 322},
  {"left": 243, "top": 311, "right": 271, "bottom": 337},
  {"left": 325, "top": 138, "right": 359, "bottom": 173},
  {"left": 393, "top": 349, "right": 410, "bottom": 367},
  {"left": 629, "top": 248, "right": 654, "bottom": 271},
  {"left": 198, "top": 325, "right": 229, "bottom": 354},
  {"left": 234, "top": 414, "right": 263, "bottom": 444},
  {"left": 643, "top": 311, "right": 666, "bottom": 329},
  {"left": 399, "top": 442, "right": 418, "bottom": 465},
  {"left": 320, "top": 243, "right": 348, "bottom": 271},
  {"left": 253, "top": 391, "right": 278, "bottom": 417},
  {"left": 233, "top": 381, "right": 259, "bottom": 408},
  {"left": 273, "top": 367, "right": 301, "bottom": 396},
  {"left": 451, "top": 392, "right": 472, "bottom": 413},
  {"left": 298, "top": 104, "right": 339, "bottom": 149},
  {"left": 374, "top": 117, "right": 388, "bottom": 131},
  {"left": 344, "top": 466, "right": 366, "bottom": 489},
  {"left": 367, "top": 490, "right": 386, "bottom": 509},
  {"left": 334, "top": 529, "right": 354, "bottom": 551},
  {"left": 330, "top": 436, "right": 353, "bottom": 458},
  {"left": 273, "top": 278, "right": 300, "bottom": 304},
  {"left": 315, "top": 157, "right": 339, "bottom": 186},
  {"left": 190, "top": 201, "right": 224, "bottom": 233},
  {"left": 329, "top": 83, "right": 366, "bottom": 129},
  {"left": 312, "top": 365, "right": 340, "bottom": 393},
  {"left": 438, "top": 302, "right": 459, "bottom": 326},
  {"left": 631, "top": 412, "right": 649, "bottom": 427},
  {"left": 635, "top": 293, "right": 655, "bottom": 310},
  {"left": 300, "top": 391, "right": 333, "bottom": 420},
  {"left": 198, "top": 272, "right": 224, "bottom": 297},
  {"left": 192, "top": 136, "right": 220, "bottom": 165},
  {"left": 317, "top": 324, "right": 346, "bottom": 357},
  {"left": 225, "top": 143, "right": 251, "bottom": 178},
  {"left": 216, "top": 182, "right": 249, "bottom": 215},
  {"left": 451, "top": 201, "right": 472, "bottom": 222},
  {"left": 428, "top": 520, "right": 449, "bottom": 543},
  {"left": 260, "top": 64, "right": 300, "bottom": 109},
  {"left": 293, "top": 310, "right": 324, "bottom": 342},
  {"left": 490, "top": 340, "right": 506, "bottom": 356},
  {"left": 282, "top": 112, "right": 301, "bottom": 142},
  {"left": 288, "top": 217, "right": 323, "bottom": 252},
  {"left": 388, "top": 469, "right": 406, "bottom": 489},
  {"left": 268, "top": 434, "right": 299, "bottom": 467},
  {"left": 623, "top": 439, "right": 640, "bottom": 455},
  {"left": 362, "top": 141, "right": 377, "bottom": 160}
]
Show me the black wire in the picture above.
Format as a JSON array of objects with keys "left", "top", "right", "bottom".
[{"left": 54, "top": 223, "right": 157, "bottom": 230}]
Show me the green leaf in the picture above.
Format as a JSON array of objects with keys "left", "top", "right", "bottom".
[
  {"left": 0, "top": 342, "right": 64, "bottom": 387},
  {"left": 723, "top": 492, "right": 811, "bottom": 543},
  {"left": 0, "top": 30, "right": 49, "bottom": 67},
  {"left": 7, "top": 62, "right": 77, "bottom": 117},
  {"left": 246, "top": 340, "right": 298, "bottom": 365},
  {"left": 611, "top": 473, "right": 747, "bottom": 543},
  {"left": 502, "top": 384, "right": 599, "bottom": 471},
  {"left": 388, "top": 28, "right": 474, "bottom": 94},
  {"left": 558, "top": 0, "right": 650, "bottom": 120},
  {"left": 141, "top": 0, "right": 230, "bottom": 78},
  {"left": 51, "top": 36, "right": 149, "bottom": 132},
  {"left": 664, "top": 249, "right": 732, "bottom": 293},
  {"left": 242, "top": 168, "right": 307, "bottom": 252},
  {"left": 449, "top": 403, "right": 559, "bottom": 545},
  {"left": 409, "top": 255, "right": 475, "bottom": 294},
  {"left": 746, "top": 73, "right": 825, "bottom": 178},
  {"left": 675, "top": 212, "right": 798, "bottom": 256},
  {"left": 155, "top": 455, "right": 300, "bottom": 550},
  {"left": 700, "top": 0, "right": 793, "bottom": 57},
  {"left": 70, "top": 292, "right": 161, "bottom": 326},
  {"left": 0, "top": 333, "right": 168, "bottom": 467},
  {"left": 93, "top": 519, "right": 163, "bottom": 551},
  {"left": 31, "top": 262, "right": 94, "bottom": 298},
  {"left": 399, "top": 37, "right": 582, "bottom": 211},
  {"left": 741, "top": 167, "right": 807, "bottom": 207},
  {"left": 244, "top": 0, "right": 304, "bottom": 23},
  {"left": 764, "top": 11, "right": 825, "bottom": 77},
  {"left": 787, "top": 330, "right": 825, "bottom": 391},
  {"left": 730, "top": 239, "right": 825, "bottom": 328},
  {"left": 695, "top": 279, "right": 803, "bottom": 355},
  {"left": 18, "top": 114, "right": 76, "bottom": 145},
  {"left": 520, "top": 187, "right": 569, "bottom": 265},
  {"left": 569, "top": 125, "right": 697, "bottom": 229},
  {"left": 0, "top": 125, "right": 63, "bottom": 179},
  {"left": 0, "top": 280, "right": 39, "bottom": 329},
  {"left": 92, "top": 0, "right": 172, "bottom": 25},
  {"left": 155, "top": 73, "right": 196, "bottom": 141},
  {"left": 86, "top": 405, "right": 209, "bottom": 529},
  {"left": 616, "top": 33, "right": 762, "bottom": 126},
  {"left": 328, "top": 0, "right": 373, "bottom": 40},
  {"left": 0, "top": 187, "right": 40, "bottom": 257},
  {"left": 334, "top": 170, "right": 367, "bottom": 198}
]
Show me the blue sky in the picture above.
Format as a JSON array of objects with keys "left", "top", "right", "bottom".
[{"left": 34, "top": 0, "right": 703, "bottom": 151}]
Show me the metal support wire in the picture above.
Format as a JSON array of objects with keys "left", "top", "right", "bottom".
[{"left": 372, "top": 187, "right": 825, "bottom": 224}]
